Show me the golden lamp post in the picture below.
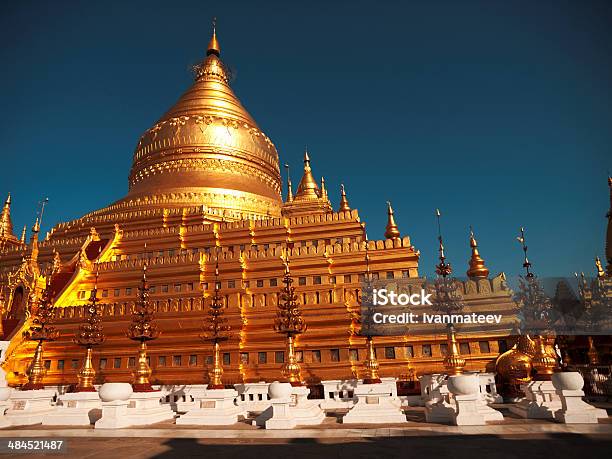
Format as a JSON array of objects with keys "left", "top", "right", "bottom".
[
  {"left": 22, "top": 279, "right": 59, "bottom": 390},
  {"left": 200, "top": 248, "right": 231, "bottom": 389},
  {"left": 432, "top": 209, "right": 466, "bottom": 375},
  {"left": 515, "top": 227, "right": 559, "bottom": 380},
  {"left": 273, "top": 240, "right": 307, "bottom": 386},
  {"left": 126, "top": 259, "right": 159, "bottom": 392},
  {"left": 73, "top": 263, "right": 105, "bottom": 391},
  {"left": 358, "top": 222, "right": 382, "bottom": 384}
]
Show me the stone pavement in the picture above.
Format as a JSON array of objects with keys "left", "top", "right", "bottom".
[{"left": 0, "top": 406, "right": 610, "bottom": 458}]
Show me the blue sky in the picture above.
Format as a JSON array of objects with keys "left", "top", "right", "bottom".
[{"left": 0, "top": 0, "right": 610, "bottom": 278}]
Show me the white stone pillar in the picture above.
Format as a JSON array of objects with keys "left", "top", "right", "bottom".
[
  {"left": 447, "top": 374, "right": 487, "bottom": 426},
  {"left": 552, "top": 372, "right": 608, "bottom": 424}
]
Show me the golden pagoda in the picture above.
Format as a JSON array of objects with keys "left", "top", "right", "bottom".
[{"left": 0, "top": 25, "right": 520, "bottom": 388}]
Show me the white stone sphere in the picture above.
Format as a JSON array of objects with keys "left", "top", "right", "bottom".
[
  {"left": 99, "top": 383, "right": 133, "bottom": 402},
  {"left": 552, "top": 372, "right": 584, "bottom": 391},
  {"left": 268, "top": 381, "right": 292, "bottom": 400},
  {"left": 447, "top": 374, "right": 479, "bottom": 396}
]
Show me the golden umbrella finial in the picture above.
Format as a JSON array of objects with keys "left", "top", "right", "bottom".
[
  {"left": 339, "top": 184, "right": 351, "bottom": 212},
  {"left": 384, "top": 201, "right": 400, "bottom": 240},
  {"left": 434, "top": 209, "right": 452, "bottom": 277},
  {"left": 466, "top": 226, "right": 490, "bottom": 279},
  {"left": 207, "top": 17, "right": 220, "bottom": 56},
  {"left": 516, "top": 227, "right": 533, "bottom": 278}
]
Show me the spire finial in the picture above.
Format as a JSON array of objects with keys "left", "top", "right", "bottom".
[
  {"left": 20, "top": 225, "right": 27, "bottom": 243},
  {"left": 284, "top": 163, "right": 293, "bottom": 202},
  {"left": 466, "top": 226, "right": 489, "bottom": 279},
  {"left": 207, "top": 17, "right": 221, "bottom": 56},
  {"left": 384, "top": 201, "right": 400, "bottom": 240},
  {"left": 320, "top": 177, "right": 327, "bottom": 199},
  {"left": 517, "top": 226, "right": 533, "bottom": 277},
  {"left": 0, "top": 192, "right": 14, "bottom": 239},
  {"left": 339, "top": 184, "right": 351, "bottom": 212},
  {"left": 435, "top": 209, "right": 452, "bottom": 277}
]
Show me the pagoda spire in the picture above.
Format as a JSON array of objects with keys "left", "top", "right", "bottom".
[
  {"left": 284, "top": 163, "right": 294, "bottom": 202},
  {"left": 0, "top": 193, "right": 14, "bottom": 240},
  {"left": 466, "top": 226, "right": 490, "bottom": 279},
  {"left": 320, "top": 176, "right": 328, "bottom": 199},
  {"left": 384, "top": 201, "right": 400, "bottom": 240},
  {"left": 339, "top": 184, "right": 351, "bottom": 212},
  {"left": 295, "top": 149, "right": 320, "bottom": 199},
  {"left": 20, "top": 225, "right": 27, "bottom": 244},
  {"left": 207, "top": 17, "right": 220, "bottom": 56}
]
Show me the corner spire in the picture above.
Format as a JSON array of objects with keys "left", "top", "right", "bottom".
[
  {"left": 284, "top": 163, "right": 293, "bottom": 202},
  {"left": 320, "top": 177, "right": 328, "bottom": 199},
  {"left": 207, "top": 17, "right": 221, "bottom": 56},
  {"left": 0, "top": 192, "right": 14, "bottom": 239},
  {"left": 20, "top": 225, "right": 27, "bottom": 244},
  {"left": 466, "top": 226, "right": 490, "bottom": 279},
  {"left": 384, "top": 201, "right": 400, "bottom": 240},
  {"left": 295, "top": 149, "right": 320, "bottom": 199},
  {"left": 339, "top": 184, "right": 351, "bottom": 212}
]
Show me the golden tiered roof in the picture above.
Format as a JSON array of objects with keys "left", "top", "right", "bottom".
[{"left": 113, "top": 26, "right": 283, "bottom": 219}]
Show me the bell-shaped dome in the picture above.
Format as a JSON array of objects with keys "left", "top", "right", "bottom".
[{"left": 124, "top": 28, "right": 282, "bottom": 219}]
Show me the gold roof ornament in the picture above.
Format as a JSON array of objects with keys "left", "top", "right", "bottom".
[
  {"left": 284, "top": 163, "right": 294, "bottom": 202},
  {"left": 320, "top": 176, "right": 328, "bottom": 200},
  {"left": 207, "top": 17, "right": 220, "bottom": 56},
  {"left": 384, "top": 201, "right": 400, "bottom": 240},
  {"left": 117, "top": 22, "right": 282, "bottom": 219},
  {"left": 339, "top": 184, "right": 351, "bottom": 212},
  {"left": 20, "top": 225, "right": 27, "bottom": 244},
  {"left": 295, "top": 150, "right": 320, "bottom": 199},
  {"left": 0, "top": 193, "right": 15, "bottom": 240},
  {"left": 282, "top": 150, "right": 332, "bottom": 216},
  {"left": 466, "top": 226, "right": 490, "bottom": 279},
  {"left": 595, "top": 256, "right": 605, "bottom": 278}
]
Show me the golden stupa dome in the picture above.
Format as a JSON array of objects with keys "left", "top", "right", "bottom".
[{"left": 124, "top": 27, "right": 282, "bottom": 219}]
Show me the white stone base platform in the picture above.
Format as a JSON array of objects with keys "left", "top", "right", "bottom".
[
  {"left": 42, "top": 391, "right": 102, "bottom": 426},
  {"left": 176, "top": 389, "right": 243, "bottom": 425},
  {"left": 95, "top": 391, "right": 174, "bottom": 429},
  {"left": 341, "top": 383, "right": 406, "bottom": 424},
  {"left": 2, "top": 389, "right": 57, "bottom": 427},
  {"left": 510, "top": 380, "right": 562, "bottom": 419},
  {"left": 253, "top": 386, "right": 325, "bottom": 429}
]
